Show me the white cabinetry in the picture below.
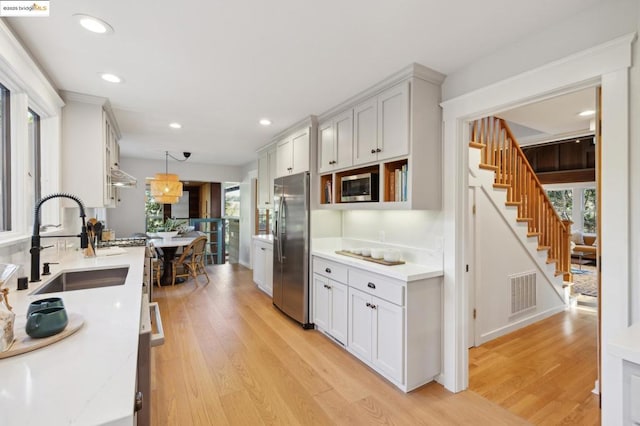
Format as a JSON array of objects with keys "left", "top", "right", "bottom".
[
  {"left": 318, "top": 110, "right": 353, "bottom": 173},
  {"left": 312, "top": 258, "right": 348, "bottom": 345},
  {"left": 353, "top": 82, "right": 409, "bottom": 166},
  {"left": 276, "top": 127, "right": 310, "bottom": 177},
  {"left": 317, "top": 64, "right": 444, "bottom": 210},
  {"left": 348, "top": 287, "right": 404, "bottom": 383},
  {"left": 257, "top": 146, "right": 276, "bottom": 209},
  {"left": 312, "top": 254, "right": 442, "bottom": 392},
  {"left": 61, "top": 92, "right": 121, "bottom": 208},
  {"left": 252, "top": 239, "right": 273, "bottom": 296}
]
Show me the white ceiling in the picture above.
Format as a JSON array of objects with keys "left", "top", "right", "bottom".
[
  {"left": 499, "top": 88, "right": 597, "bottom": 145},
  {"left": 6, "top": 0, "right": 609, "bottom": 166}
]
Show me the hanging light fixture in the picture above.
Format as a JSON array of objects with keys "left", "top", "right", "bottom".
[{"left": 150, "top": 151, "right": 183, "bottom": 204}]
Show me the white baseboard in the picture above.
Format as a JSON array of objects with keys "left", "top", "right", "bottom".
[{"left": 478, "top": 305, "right": 566, "bottom": 345}]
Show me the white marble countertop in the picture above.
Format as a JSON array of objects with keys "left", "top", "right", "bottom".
[
  {"left": 609, "top": 322, "right": 640, "bottom": 365},
  {"left": 252, "top": 234, "right": 274, "bottom": 244},
  {"left": 312, "top": 249, "right": 443, "bottom": 282},
  {"left": 0, "top": 247, "right": 145, "bottom": 426}
]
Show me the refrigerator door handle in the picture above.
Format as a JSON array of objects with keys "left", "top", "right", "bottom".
[{"left": 277, "top": 195, "right": 284, "bottom": 262}]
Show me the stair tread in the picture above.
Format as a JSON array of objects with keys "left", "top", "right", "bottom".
[
  {"left": 554, "top": 271, "right": 565, "bottom": 277},
  {"left": 546, "top": 259, "right": 556, "bottom": 264},
  {"left": 469, "top": 141, "right": 486, "bottom": 149},
  {"left": 493, "top": 183, "right": 510, "bottom": 189},
  {"left": 505, "top": 201, "right": 521, "bottom": 206},
  {"left": 516, "top": 217, "right": 533, "bottom": 222},
  {"left": 537, "top": 245, "right": 551, "bottom": 250},
  {"left": 527, "top": 232, "right": 541, "bottom": 237}
]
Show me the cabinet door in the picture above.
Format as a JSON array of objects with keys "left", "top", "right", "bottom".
[
  {"left": 257, "top": 152, "right": 270, "bottom": 208},
  {"left": 291, "top": 128, "right": 310, "bottom": 174},
  {"left": 313, "top": 274, "right": 330, "bottom": 331},
  {"left": 348, "top": 287, "right": 372, "bottom": 361},
  {"left": 276, "top": 138, "right": 292, "bottom": 177},
  {"left": 353, "top": 97, "right": 378, "bottom": 166},
  {"left": 264, "top": 245, "right": 273, "bottom": 296},
  {"left": 253, "top": 242, "right": 265, "bottom": 288},
  {"left": 334, "top": 109, "right": 353, "bottom": 170},
  {"left": 267, "top": 148, "right": 276, "bottom": 205},
  {"left": 377, "top": 82, "right": 409, "bottom": 161},
  {"left": 328, "top": 279, "right": 348, "bottom": 345},
  {"left": 318, "top": 120, "right": 334, "bottom": 174},
  {"left": 372, "top": 297, "right": 404, "bottom": 383}
]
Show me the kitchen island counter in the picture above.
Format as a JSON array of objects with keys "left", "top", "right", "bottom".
[{"left": 0, "top": 247, "right": 146, "bottom": 426}]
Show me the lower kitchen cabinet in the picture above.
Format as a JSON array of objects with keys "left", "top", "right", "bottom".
[
  {"left": 312, "top": 254, "right": 442, "bottom": 392},
  {"left": 348, "top": 287, "right": 404, "bottom": 384},
  {"left": 313, "top": 274, "right": 348, "bottom": 345},
  {"left": 252, "top": 239, "right": 273, "bottom": 296}
]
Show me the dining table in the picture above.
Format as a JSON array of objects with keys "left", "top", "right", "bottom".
[{"left": 150, "top": 236, "right": 196, "bottom": 285}]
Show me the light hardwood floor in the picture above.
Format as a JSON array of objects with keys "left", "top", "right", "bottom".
[
  {"left": 151, "top": 263, "right": 529, "bottom": 425},
  {"left": 469, "top": 309, "right": 600, "bottom": 425}
]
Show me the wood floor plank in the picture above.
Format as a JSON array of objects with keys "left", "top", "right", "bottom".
[{"left": 151, "top": 263, "right": 554, "bottom": 425}]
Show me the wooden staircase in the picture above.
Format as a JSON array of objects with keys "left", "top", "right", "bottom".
[{"left": 469, "top": 117, "right": 572, "bottom": 281}]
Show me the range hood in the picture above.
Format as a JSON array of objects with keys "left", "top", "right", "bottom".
[{"left": 110, "top": 166, "right": 137, "bottom": 188}]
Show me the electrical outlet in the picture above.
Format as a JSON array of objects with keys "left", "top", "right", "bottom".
[{"left": 379, "top": 231, "right": 385, "bottom": 242}]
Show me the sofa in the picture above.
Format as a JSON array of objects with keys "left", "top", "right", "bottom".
[{"left": 572, "top": 233, "right": 597, "bottom": 260}]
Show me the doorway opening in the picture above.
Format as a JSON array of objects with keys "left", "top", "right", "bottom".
[{"left": 465, "top": 87, "right": 601, "bottom": 422}]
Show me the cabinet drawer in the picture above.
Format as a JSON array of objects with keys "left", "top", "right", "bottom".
[
  {"left": 348, "top": 268, "right": 404, "bottom": 306},
  {"left": 313, "top": 257, "right": 348, "bottom": 283}
]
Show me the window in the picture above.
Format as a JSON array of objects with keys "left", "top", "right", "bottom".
[
  {"left": 0, "top": 84, "right": 10, "bottom": 231},
  {"left": 28, "top": 109, "right": 41, "bottom": 204},
  {"left": 145, "top": 188, "right": 164, "bottom": 232},
  {"left": 224, "top": 185, "right": 240, "bottom": 218},
  {"left": 583, "top": 188, "right": 597, "bottom": 233},
  {"left": 546, "top": 189, "right": 573, "bottom": 221}
]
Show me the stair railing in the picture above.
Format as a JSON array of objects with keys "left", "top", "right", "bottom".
[{"left": 470, "top": 117, "right": 571, "bottom": 280}]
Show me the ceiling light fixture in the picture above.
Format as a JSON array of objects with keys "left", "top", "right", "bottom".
[
  {"left": 578, "top": 110, "right": 595, "bottom": 117},
  {"left": 101, "top": 73, "right": 122, "bottom": 83},
  {"left": 259, "top": 118, "right": 272, "bottom": 126},
  {"left": 150, "top": 151, "right": 190, "bottom": 204},
  {"left": 169, "top": 122, "right": 182, "bottom": 129},
  {"left": 73, "top": 14, "right": 114, "bottom": 34}
]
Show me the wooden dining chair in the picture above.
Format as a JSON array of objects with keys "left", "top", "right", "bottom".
[
  {"left": 171, "top": 236, "right": 210, "bottom": 285},
  {"left": 147, "top": 242, "right": 163, "bottom": 288}
]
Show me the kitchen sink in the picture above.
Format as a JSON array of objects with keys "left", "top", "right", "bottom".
[{"left": 33, "top": 267, "right": 129, "bottom": 294}]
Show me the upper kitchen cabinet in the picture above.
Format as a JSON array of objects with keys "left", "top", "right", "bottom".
[
  {"left": 61, "top": 91, "right": 122, "bottom": 208},
  {"left": 318, "top": 109, "right": 353, "bottom": 174},
  {"left": 317, "top": 64, "right": 445, "bottom": 210},
  {"left": 257, "top": 145, "right": 276, "bottom": 209},
  {"left": 354, "top": 82, "right": 409, "bottom": 166},
  {"left": 276, "top": 126, "right": 311, "bottom": 177}
]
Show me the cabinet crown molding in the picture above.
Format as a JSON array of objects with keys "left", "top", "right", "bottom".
[
  {"left": 317, "top": 63, "right": 444, "bottom": 122},
  {"left": 257, "top": 114, "right": 317, "bottom": 152},
  {"left": 60, "top": 90, "right": 121, "bottom": 139}
]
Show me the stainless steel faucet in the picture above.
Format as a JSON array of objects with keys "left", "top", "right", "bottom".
[{"left": 30, "top": 193, "right": 89, "bottom": 282}]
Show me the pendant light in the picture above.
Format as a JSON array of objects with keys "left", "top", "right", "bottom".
[{"left": 150, "top": 151, "right": 183, "bottom": 204}]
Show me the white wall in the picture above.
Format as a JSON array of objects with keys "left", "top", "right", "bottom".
[
  {"left": 474, "top": 188, "right": 565, "bottom": 344},
  {"left": 342, "top": 210, "right": 443, "bottom": 250},
  {"left": 239, "top": 174, "right": 256, "bottom": 268},
  {"left": 107, "top": 156, "right": 243, "bottom": 237},
  {"left": 442, "top": 0, "right": 639, "bottom": 100}
]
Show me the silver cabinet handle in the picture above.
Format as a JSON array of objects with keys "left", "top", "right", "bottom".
[{"left": 150, "top": 302, "right": 165, "bottom": 347}]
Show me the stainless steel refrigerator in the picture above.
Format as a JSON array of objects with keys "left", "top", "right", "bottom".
[{"left": 272, "top": 171, "right": 312, "bottom": 328}]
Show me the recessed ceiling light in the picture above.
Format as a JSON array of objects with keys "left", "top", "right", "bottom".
[
  {"left": 100, "top": 73, "right": 122, "bottom": 83},
  {"left": 578, "top": 110, "right": 595, "bottom": 117},
  {"left": 169, "top": 122, "right": 182, "bottom": 129},
  {"left": 73, "top": 14, "right": 114, "bottom": 34},
  {"left": 259, "top": 118, "right": 272, "bottom": 126}
]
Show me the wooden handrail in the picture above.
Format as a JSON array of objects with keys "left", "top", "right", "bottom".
[{"left": 471, "top": 117, "right": 571, "bottom": 279}]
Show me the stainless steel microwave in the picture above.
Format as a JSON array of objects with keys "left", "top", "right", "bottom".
[{"left": 341, "top": 172, "right": 379, "bottom": 202}]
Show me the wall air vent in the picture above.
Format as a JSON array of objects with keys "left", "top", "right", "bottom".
[{"left": 510, "top": 271, "right": 536, "bottom": 315}]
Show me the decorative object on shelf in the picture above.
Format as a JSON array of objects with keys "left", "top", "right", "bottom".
[{"left": 150, "top": 151, "right": 191, "bottom": 204}]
